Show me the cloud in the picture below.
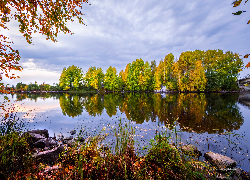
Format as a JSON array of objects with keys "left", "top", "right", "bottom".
[{"left": 1, "top": 0, "right": 250, "bottom": 84}]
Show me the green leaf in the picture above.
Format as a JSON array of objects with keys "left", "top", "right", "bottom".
[{"left": 232, "top": 10, "right": 246, "bottom": 15}]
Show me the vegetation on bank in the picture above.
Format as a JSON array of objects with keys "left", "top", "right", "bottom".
[
  {"left": 8, "top": 49, "right": 243, "bottom": 93},
  {"left": 0, "top": 112, "right": 217, "bottom": 179}
]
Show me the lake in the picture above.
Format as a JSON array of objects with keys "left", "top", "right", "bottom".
[{"left": 1, "top": 92, "right": 250, "bottom": 172}]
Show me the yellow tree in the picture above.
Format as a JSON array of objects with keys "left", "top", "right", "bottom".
[
  {"left": 84, "top": 66, "right": 104, "bottom": 90},
  {"left": 138, "top": 61, "right": 154, "bottom": 91},
  {"left": 154, "top": 53, "right": 175, "bottom": 90},
  {"left": 189, "top": 60, "right": 207, "bottom": 91},
  {"left": 154, "top": 60, "right": 163, "bottom": 90},
  {"left": 0, "top": 0, "right": 89, "bottom": 92}
]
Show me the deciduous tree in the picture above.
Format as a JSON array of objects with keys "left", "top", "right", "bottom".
[
  {"left": 104, "top": 66, "right": 119, "bottom": 91},
  {"left": 59, "top": 65, "right": 83, "bottom": 90},
  {"left": 84, "top": 66, "right": 104, "bottom": 90}
]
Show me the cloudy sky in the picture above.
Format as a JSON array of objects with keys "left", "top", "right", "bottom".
[{"left": 1, "top": 0, "right": 250, "bottom": 86}]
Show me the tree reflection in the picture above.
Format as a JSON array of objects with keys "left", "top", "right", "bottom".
[
  {"left": 103, "top": 93, "right": 120, "bottom": 117},
  {"left": 12, "top": 92, "right": 244, "bottom": 133},
  {"left": 83, "top": 94, "right": 104, "bottom": 117},
  {"left": 59, "top": 93, "right": 84, "bottom": 118},
  {"left": 119, "top": 93, "right": 154, "bottom": 124}
]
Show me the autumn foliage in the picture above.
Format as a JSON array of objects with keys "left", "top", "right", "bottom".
[
  {"left": 58, "top": 49, "right": 243, "bottom": 92},
  {"left": 0, "top": 0, "right": 89, "bottom": 92}
]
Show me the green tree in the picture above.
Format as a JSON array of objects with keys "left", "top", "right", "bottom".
[
  {"left": 104, "top": 66, "right": 119, "bottom": 91},
  {"left": 16, "top": 82, "right": 26, "bottom": 91},
  {"left": 139, "top": 61, "right": 154, "bottom": 91},
  {"left": 126, "top": 58, "right": 150, "bottom": 91},
  {"left": 27, "top": 82, "right": 39, "bottom": 91},
  {"left": 84, "top": 66, "right": 104, "bottom": 90},
  {"left": 59, "top": 65, "right": 83, "bottom": 90}
]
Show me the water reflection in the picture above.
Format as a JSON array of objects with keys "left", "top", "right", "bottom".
[{"left": 13, "top": 92, "right": 245, "bottom": 134}]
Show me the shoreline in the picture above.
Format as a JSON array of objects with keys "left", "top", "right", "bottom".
[{"left": 3, "top": 89, "right": 250, "bottom": 94}]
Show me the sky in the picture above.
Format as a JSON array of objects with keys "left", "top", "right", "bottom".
[{"left": 1, "top": 0, "right": 250, "bottom": 86}]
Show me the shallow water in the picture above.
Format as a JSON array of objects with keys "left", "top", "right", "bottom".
[{"left": 1, "top": 92, "right": 250, "bottom": 172}]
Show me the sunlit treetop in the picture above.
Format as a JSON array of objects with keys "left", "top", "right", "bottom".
[{"left": 0, "top": 0, "right": 89, "bottom": 91}]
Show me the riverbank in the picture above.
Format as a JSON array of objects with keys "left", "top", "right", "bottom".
[
  {"left": 6, "top": 88, "right": 250, "bottom": 95},
  {"left": 1, "top": 126, "right": 250, "bottom": 179}
]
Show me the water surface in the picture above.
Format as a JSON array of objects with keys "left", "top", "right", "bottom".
[{"left": 1, "top": 92, "right": 250, "bottom": 171}]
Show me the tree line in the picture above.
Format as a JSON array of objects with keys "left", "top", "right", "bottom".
[
  {"left": 13, "top": 82, "right": 63, "bottom": 92},
  {"left": 12, "top": 49, "right": 243, "bottom": 92},
  {"left": 58, "top": 49, "right": 243, "bottom": 92}
]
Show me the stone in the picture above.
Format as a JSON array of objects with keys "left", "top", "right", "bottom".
[
  {"left": 180, "top": 144, "right": 202, "bottom": 157},
  {"left": 64, "top": 136, "right": 73, "bottom": 140},
  {"left": 204, "top": 151, "right": 236, "bottom": 169},
  {"left": 32, "top": 138, "right": 47, "bottom": 149},
  {"left": 28, "top": 129, "right": 49, "bottom": 138},
  {"left": 48, "top": 138, "right": 58, "bottom": 147},
  {"left": 27, "top": 132, "right": 46, "bottom": 143},
  {"left": 34, "top": 145, "right": 64, "bottom": 164}
]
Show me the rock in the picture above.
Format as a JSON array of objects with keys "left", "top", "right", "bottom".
[
  {"left": 180, "top": 144, "right": 202, "bottom": 157},
  {"left": 48, "top": 138, "right": 58, "bottom": 147},
  {"left": 28, "top": 129, "right": 49, "bottom": 138},
  {"left": 32, "top": 138, "right": 58, "bottom": 149},
  {"left": 64, "top": 136, "right": 73, "bottom": 141},
  {"left": 32, "top": 138, "right": 47, "bottom": 149},
  {"left": 34, "top": 145, "right": 64, "bottom": 164},
  {"left": 204, "top": 151, "right": 236, "bottom": 169},
  {"left": 27, "top": 132, "right": 46, "bottom": 143},
  {"left": 70, "top": 130, "right": 76, "bottom": 135}
]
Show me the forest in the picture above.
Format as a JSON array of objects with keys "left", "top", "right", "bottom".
[{"left": 12, "top": 49, "right": 243, "bottom": 92}]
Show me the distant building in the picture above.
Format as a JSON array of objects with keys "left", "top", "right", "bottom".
[{"left": 238, "top": 76, "right": 250, "bottom": 90}]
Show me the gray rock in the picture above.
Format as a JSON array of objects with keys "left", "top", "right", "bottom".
[
  {"left": 28, "top": 129, "right": 49, "bottom": 138},
  {"left": 28, "top": 132, "right": 46, "bottom": 143},
  {"left": 48, "top": 138, "right": 58, "bottom": 147},
  {"left": 180, "top": 144, "right": 202, "bottom": 157},
  {"left": 204, "top": 151, "right": 236, "bottom": 169},
  {"left": 64, "top": 136, "right": 73, "bottom": 141},
  {"left": 34, "top": 145, "right": 64, "bottom": 164},
  {"left": 32, "top": 137, "right": 58, "bottom": 149}
]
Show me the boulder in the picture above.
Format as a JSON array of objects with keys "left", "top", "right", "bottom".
[
  {"left": 27, "top": 132, "right": 46, "bottom": 143},
  {"left": 28, "top": 129, "right": 49, "bottom": 138},
  {"left": 32, "top": 138, "right": 47, "bottom": 149},
  {"left": 204, "top": 151, "right": 236, "bottom": 169},
  {"left": 34, "top": 145, "right": 64, "bottom": 164},
  {"left": 180, "top": 144, "right": 202, "bottom": 157}
]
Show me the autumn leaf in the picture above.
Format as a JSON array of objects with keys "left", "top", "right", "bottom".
[
  {"left": 244, "top": 54, "right": 250, "bottom": 58},
  {"left": 0, "top": 0, "right": 89, "bottom": 92},
  {"left": 232, "top": 0, "right": 243, "bottom": 7},
  {"left": 246, "top": 62, "right": 250, "bottom": 68}
]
